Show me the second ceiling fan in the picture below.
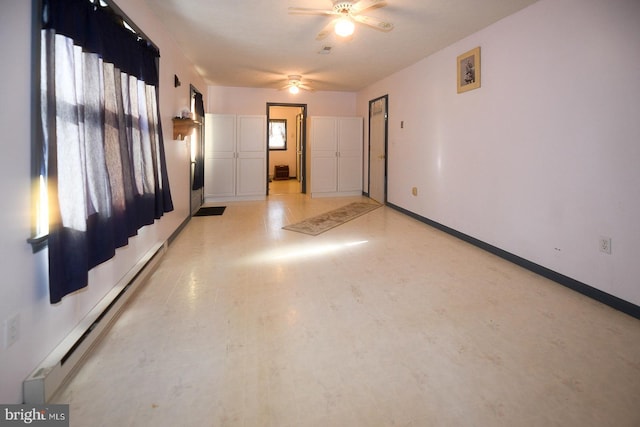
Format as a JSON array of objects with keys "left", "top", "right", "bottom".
[
  {"left": 288, "top": 0, "right": 394, "bottom": 40},
  {"left": 280, "top": 75, "right": 314, "bottom": 94}
]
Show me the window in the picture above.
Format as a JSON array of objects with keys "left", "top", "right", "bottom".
[
  {"left": 268, "top": 119, "right": 287, "bottom": 150},
  {"left": 35, "top": 0, "right": 174, "bottom": 303}
]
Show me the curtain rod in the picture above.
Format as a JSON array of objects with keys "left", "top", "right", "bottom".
[{"left": 92, "top": 0, "right": 160, "bottom": 53}]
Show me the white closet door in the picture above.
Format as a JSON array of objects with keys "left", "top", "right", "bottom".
[
  {"left": 311, "top": 150, "right": 338, "bottom": 193},
  {"left": 310, "top": 117, "right": 338, "bottom": 193},
  {"left": 236, "top": 115, "right": 266, "bottom": 197},
  {"left": 310, "top": 116, "right": 362, "bottom": 196},
  {"left": 337, "top": 117, "right": 363, "bottom": 193},
  {"left": 311, "top": 117, "right": 338, "bottom": 151},
  {"left": 205, "top": 114, "right": 236, "bottom": 198},
  {"left": 237, "top": 156, "right": 266, "bottom": 196}
]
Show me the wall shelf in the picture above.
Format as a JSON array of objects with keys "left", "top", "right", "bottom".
[{"left": 172, "top": 117, "right": 197, "bottom": 140}]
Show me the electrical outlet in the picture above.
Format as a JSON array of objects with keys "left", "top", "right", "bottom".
[
  {"left": 3, "top": 314, "right": 19, "bottom": 349},
  {"left": 599, "top": 237, "right": 612, "bottom": 254}
]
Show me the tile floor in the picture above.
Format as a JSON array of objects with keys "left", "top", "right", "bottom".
[{"left": 51, "top": 193, "right": 640, "bottom": 426}]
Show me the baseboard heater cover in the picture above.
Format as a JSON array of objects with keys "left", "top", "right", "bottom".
[{"left": 23, "top": 241, "right": 168, "bottom": 404}]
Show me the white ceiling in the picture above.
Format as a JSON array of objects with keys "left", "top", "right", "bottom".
[{"left": 143, "top": 0, "right": 539, "bottom": 92}]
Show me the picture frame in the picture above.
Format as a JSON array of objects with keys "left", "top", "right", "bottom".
[
  {"left": 457, "top": 47, "right": 481, "bottom": 93},
  {"left": 268, "top": 119, "right": 287, "bottom": 150}
]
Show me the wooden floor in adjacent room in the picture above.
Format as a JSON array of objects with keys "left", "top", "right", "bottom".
[{"left": 269, "top": 177, "right": 302, "bottom": 195}]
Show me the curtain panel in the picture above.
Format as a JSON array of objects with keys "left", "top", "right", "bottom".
[{"left": 41, "top": 0, "right": 173, "bottom": 303}]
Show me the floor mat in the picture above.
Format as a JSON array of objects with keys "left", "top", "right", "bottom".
[{"left": 194, "top": 206, "right": 226, "bottom": 216}]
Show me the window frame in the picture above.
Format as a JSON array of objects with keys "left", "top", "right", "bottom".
[
  {"left": 28, "top": 0, "right": 46, "bottom": 252},
  {"left": 268, "top": 119, "right": 287, "bottom": 151}
]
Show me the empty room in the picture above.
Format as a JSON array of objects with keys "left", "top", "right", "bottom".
[{"left": 1, "top": 0, "right": 639, "bottom": 426}]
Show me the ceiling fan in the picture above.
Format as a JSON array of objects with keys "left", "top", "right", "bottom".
[
  {"left": 288, "top": 0, "right": 394, "bottom": 40},
  {"left": 280, "top": 75, "right": 314, "bottom": 94}
]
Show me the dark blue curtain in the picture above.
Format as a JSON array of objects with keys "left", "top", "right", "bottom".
[{"left": 42, "top": 0, "right": 173, "bottom": 303}]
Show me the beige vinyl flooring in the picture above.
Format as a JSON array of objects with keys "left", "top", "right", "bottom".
[{"left": 52, "top": 186, "right": 640, "bottom": 426}]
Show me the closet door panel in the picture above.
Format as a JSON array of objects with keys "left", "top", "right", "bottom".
[
  {"left": 311, "top": 152, "right": 338, "bottom": 193},
  {"left": 237, "top": 155, "right": 266, "bottom": 196},
  {"left": 205, "top": 155, "right": 235, "bottom": 198},
  {"left": 205, "top": 114, "right": 236, "bottom": 154},
  {"left": 236, "top": 115, "right": 266, "bottom": 197},
  {"left": 337, "top": 117, "right": 362, "bottom": 153},
  {"left": 311, "top": 117, "right": 338, "bottom": 152},
  {"left": 338, "top": 154, "right": 362, "bottom": 193},
  {"left": 237, "top": 115, "right": 266, "bottom": 153},
  {"left": 337, "top": 117, "right": 363, "bottom": 193},
  {"left": 205, "top": 114, "right": 237, "bottom": 198}
]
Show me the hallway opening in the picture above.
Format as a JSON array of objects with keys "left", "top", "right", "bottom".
[{"left": 267, "top": 102, "right": 307, "bottom": 195}]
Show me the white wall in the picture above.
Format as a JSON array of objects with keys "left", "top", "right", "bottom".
[
  {"left": 357, "top": 0, "right": 640, "bottom": 306},
  {"left": 207, "top": 86, "right": 357, "bottom": 117},
  {"left": 0, "top": 0, "right": 206, "bottom": 403}
]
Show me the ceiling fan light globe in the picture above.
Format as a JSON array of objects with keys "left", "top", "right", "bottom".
[
  {"left": 289, "top": 85, "right": 300, "bottom": 94},
  {"left": 335, "top": 17, "right": 355, "bottom": 37}
]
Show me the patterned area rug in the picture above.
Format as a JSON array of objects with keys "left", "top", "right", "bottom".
[{"left": 283, "top": 202, "right": 381, "bottom": 236}]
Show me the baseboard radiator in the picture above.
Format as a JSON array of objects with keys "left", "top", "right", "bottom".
[{"left": 23, "top": 241, "right": 168, "bottom": 404}]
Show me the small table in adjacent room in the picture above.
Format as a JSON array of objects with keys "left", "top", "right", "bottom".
[{"left": 274, "top": 165, "right": 289, "bottom": 180}]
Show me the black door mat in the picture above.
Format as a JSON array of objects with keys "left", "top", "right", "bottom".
[{"left": 194, "top": 206, "right": 226, "bottom": 216}]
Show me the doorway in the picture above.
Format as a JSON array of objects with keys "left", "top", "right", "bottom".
[
  {"left": 190, "top": 85, "right": 205, "bottom": 215},
  {"left": 266, "top": 103, "right": 308, "bottom": 195},
  {"left": 368, "top": 95, "right": 388, "bottom": 204}
]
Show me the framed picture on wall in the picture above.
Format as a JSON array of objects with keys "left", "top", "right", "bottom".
[{"left": 457, "top": 47, "right": 481, "bottom": 93}]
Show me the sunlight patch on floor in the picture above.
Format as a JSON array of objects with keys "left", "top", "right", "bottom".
[{"left": 242, "top": 240, "right": 369, "bottom": 264}]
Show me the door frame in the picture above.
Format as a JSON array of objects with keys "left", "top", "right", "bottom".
[
  {"left": 189, "top": 85, "right": 205, "bottom": 215},
  {"left": 368, "top": 95, "right": 389, "bottom": 204},
  {"left": 266, "top": 102, "right": 308, "bottom": 194}
]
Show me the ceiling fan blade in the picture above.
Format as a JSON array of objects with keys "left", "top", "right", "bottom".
[
  {"left": 288, "top": 7, "right": 336, "bottom": 16},
  {"left": 299, "top": 84, "right": 315, "bottom": 92},
  {"left": 351, "top": 0, "right": 387, "bottom": 14},
  {"left": 353, "top": 14, "right": 394, "bottom": 32},
  {"left": 315, "top": 19, "right": 336, "bottom": 40}
]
